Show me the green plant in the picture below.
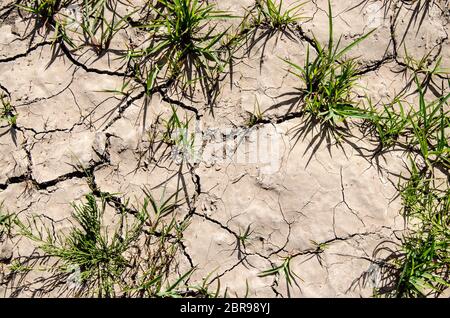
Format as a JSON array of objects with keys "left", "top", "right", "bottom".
[
  {"left": 402, "top": 46, "right": 449, "bottom": 78},
  {"left": 185, "top": 270, "right": 223, "bottom": 298},
  {"left": 285, "top": 0, "right": 374, "bottom": 126},
  {"left": 128, "top": 0, "right": 232, "bottom": 93},
  {"left": 367, "top": 77, "right": 449, "bottom": 169},
  {"left": 394, "top": 231, "right": 450, "bottom": 297},
  {"left": 310, "top": 239, "right": 328, "bottom": 253},
  {"left": 368, "top": 97, "right": 411, "bottom": 148},
  {"left": 125, "top": 218, "right": 192, "bottom": 298},
  {"left": 408, "top": 78, "right": 450, "bottom": 169},
  {"left": 15, "top": 189, "right": 195, "bottom": 297},
  {"left": 259, "top": 255, "right": 301, "bottom": 288},
  {"left": 399, "top": 160, "right": 449, "bottom": 220},
  {"left": 17, "top": 0, "right": 76, "bottom": 46},
  {"left": 237, "top": 224, "right": 254, "bottom": 248},
  {"left": 220, "top": 0, "right": 306, "bottom": 57},
  {"left": 253, "top": 0, "right": 306, "bottom": 30},
  {"left": 161, "top": 105, "right": 196, "bottom": 163},
  {"left": 383, "top": 161, "right": 450, "bottom": 298},
  {"left": 162, "top": 106, "right": 193, "bottom": 145},
  {"left": 372, "top": 73, "right": 449, "bottom": 298},
  {"left": 78, "top": 0, "right": 132, "bottom": 55},
  {"left": 18, "top": 0, "right": 70, "bottom": 23},
  {"left": 142, "top": 185, "right": 182, "bottom": 220},
  {"left": 246, "top": 97, "right": 264, "bottom": 127},
  {"left": 233, "top": 224, "right": 254, "bottom": 260},
  {"left": 0, "top": 94, "right": 17, "bottom": 126},
  {"left": 8, "top": 260, "right": 35, "bottom": 273},
  {"left": 17, "top": 193, "right": 147, "bottom": 297},
  {"left": 149, "top": 268, "right": 195, "bottom": 297}
]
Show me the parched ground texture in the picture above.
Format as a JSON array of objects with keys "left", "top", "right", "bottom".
[{"left": 0, "top": 0, "right": 449, "bottom": 297}]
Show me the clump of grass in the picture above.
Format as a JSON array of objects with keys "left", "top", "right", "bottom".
[
  {"left": 17, "top": 193, "right": 146, "bottom": 297},
  {"left": 399, "top": 162, "right": 448, "bottom": 220},
  {"left": 128, "top": 0, "right": 231, "bottom": 94},
  {"left": 253, "top": 0, "right": 306, "bottom": 30},
  {"left": 16, "top": 191, "right": 192, "bottom": 297},
  {"left": 369, "top": 77, "right": 449, "bottom": 168},
  {"left": 18, "top": 0, "right": 71, "bottom": 24},
  {"left": 8, "top": 260, "right": 34, "bottom": 274},
  {"left": 367, "top": 97, "right": 411, "bottom": 148},
  {"left": 18, "top": 0, "right": 134, "bottom": 53},
  {"left": 285, "top": 0, "right": 374, "bottom": 126},
  {"left": 0, "top": 93, "right": 17, "bottom": 127},
  {"left": 370, "top": 55, "right": 449, "bottom": 298},
  {"left": 393, "top": 232, "right": 450, "bottom": 298},
  {"left": 162, "top": 106, "right": 194, "bottom": 146},
  {"left": 78, "top": 0, "right": 132, "bottom": 55},
  {"left": 402, "top": 46, "right": 449, "bottom": 79},
  {"left": 378, "top": 161, "right": 450, "bottom": 298},
  {"left": 161, "top": 105, "right": 197, "bottom": 163},
  {"left": 219, "top": 0, "right": 306, "bottom": 57},
  {"left": 408, "top": 78, "right": 449, "bottom": 169},
  {"left": 232, "top": 224, "right": 254, "bottom": 260},
  {"left": 17, "top": 0, "right": 76, "bottom": 46}
]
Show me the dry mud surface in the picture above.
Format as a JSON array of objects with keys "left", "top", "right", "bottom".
[{"left": 0, "top": 0, "right": 449, "bottom": 297}]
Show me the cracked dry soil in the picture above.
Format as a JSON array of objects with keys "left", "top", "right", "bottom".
[{"left": 0, "top": 0, "right": 449, "bottom": 297}]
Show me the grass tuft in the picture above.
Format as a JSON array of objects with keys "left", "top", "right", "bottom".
[
  {"left": 369, "top": 77, "right": 449, "bottom": 169},
  {"left": 253, "top": 0, "right": 306, "bottom": 30},
  {"left": 378, "top": 161, "right": 450, "bottom": 298},
  {"left": 284, "top": 0, "right": 374, "bottom": 126},
  {"left": 128, "top": 0, "right": 232, "bottom": 94},
  {"left": 0, "top": 93, "right": 17, "bottom": 127},
  {"left": 17, "top": 0, "right": 76, "bottom": 46},
  {"left": 17, "top": 193, "right": 146, "bottom": 297},
  {"left": 78, "top": 0, "right": 132, "bottom": 55},
  {"left": 15, "top": 191, "right": 192, "bottom": 297}
]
